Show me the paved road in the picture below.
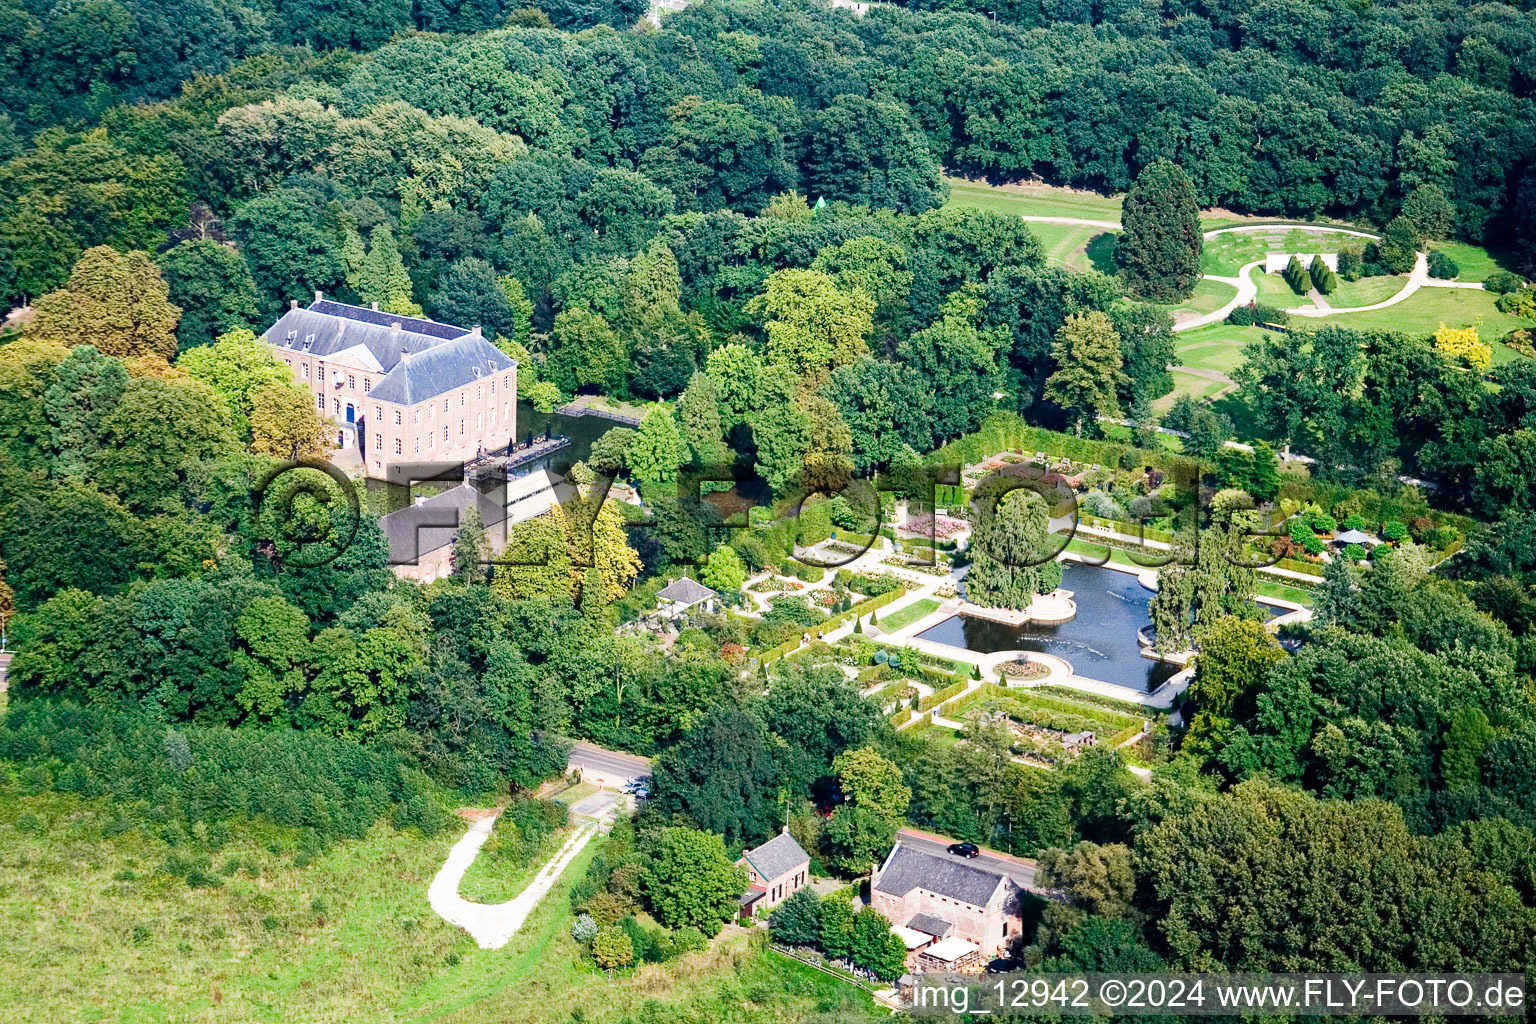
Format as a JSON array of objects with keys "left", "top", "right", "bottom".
[
  {"left": 896, "top": 827, "right": 1046, "bottom": 894},
  {"left": 567, "top": 740, "right": 650, "bottom": 786}
]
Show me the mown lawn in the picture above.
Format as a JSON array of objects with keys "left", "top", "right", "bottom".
[
  {"left": 878, "top": 597, "right": 941, "bottom": 631},
  {"left": 1324, "top": 274, "right": 1410, "bottom": 307},
  {"left": 1165, "top": 277, "right": 1237, "bottom": 318},
  {"left": 1431, "top": 241, "right": 1522, "bottom": 283},
  {"left": 1320, "top": 288, "right": 1532, "bottom": 358},
  {"left": 1256, "top": 579, "right": 1317, "bottom": 607},
  {"left": 1153, "top": 371, "right": 1232, "bottom": 413},
  {"left": 1202, "top": 227, "right": 1369, "bottom": 277},
  {"left": 1250, "top": 266, "right": 1312, "bottom": 307},
  {"left": 1028, "top": 222, "right": 1116, "bottom": 272},
  {"left": 1172, "top": 335, "right": 1252, "bottom": 375}
]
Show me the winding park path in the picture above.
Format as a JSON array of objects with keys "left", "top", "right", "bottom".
[
  {"left": 1017, "top": 215, "right": 1485, "bottom": 331},
  {"left": 1286, "top": 251, "right": 1487, "bottom": 318},
  {"left": 427, "top": 813, "right": 599, "bottom": 949}
]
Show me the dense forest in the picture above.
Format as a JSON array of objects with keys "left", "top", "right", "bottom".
[
  {"left": 5, "top": 0, "right": 1536, "bottom": 306},
  {"left": 2, "top": 0, "right": 1536, "bottom": 1018}
]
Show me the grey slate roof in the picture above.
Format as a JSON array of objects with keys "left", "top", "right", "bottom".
[
  {"left": 310, "top": 299, "right": 466, "bottom": 340},
  {"left": 657, "top": 576, "right": 718, "bottom": 605},
  {"left": 874, "top": 843, "right": 1006, "bottom": 907},
  {"left": 368, "top": 332, "right": 515, "bottom": 406},
  {"left": 265, "top": 301, "right": 467, "bottom": 372},
  {"left": 906, "top": 912, "right": 953, "bottom": 938},
  {"left": 380, "top": 482, "right": 506, "bottom": 566},
  {"left": 264, "top": 299, "right": 515, "bottom": 407},
  {"left": 743, "top": 831, "right": 809, "bottom": 881}
]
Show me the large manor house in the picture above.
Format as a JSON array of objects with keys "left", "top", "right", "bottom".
[
  {"left": 262, "top": 294, "right": 519, "bottom": 481},
  {"left": 262, "top": 295, "right": 568, "bottom": 582}
]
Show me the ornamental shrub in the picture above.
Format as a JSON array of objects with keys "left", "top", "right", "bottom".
[
  {"left": 1227, "top": 303, "right": 1258, "bottom": 326},
  {"left": 1253, "top": 303, "right": 1289, "bottom": 326},
  {"left": 1433, "top": 324, "right": 1492, "bottom": 371},
  {"left": 1309, "top": 258, "right": 1338, "bottom": 294},
  {"left": 1336, "top": 244, "right": 1365, "bottom": 281},
  {"left": 1427, "top": 250, "right": 1459, "bottom": 279},
  {"left": 1485, "top": 270, "right": 1524, "bottom": 294},
  {"left": 1495, "top": 289, "right": 1536, "bottom": 320},
  {"left": 1284, "top": 256, "right": 1311, "bottom": 295},
  {"left": 1504, "top": 329, "right": 1535, "bottom": 358}
]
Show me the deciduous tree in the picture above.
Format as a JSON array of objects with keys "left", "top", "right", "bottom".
[
  {"left": 157, "top": 239, "right": 259, "bottom": 351},
  {"left": 249, "top": 383, "right": 334, "bottom": 460},
  {"left": 642, "top": 826, "right": 747, "bottom": 934},
  {"left": 1043, "top": 311, "right": 1127, "bottom": 436},
  {"left": 749, "top": 269, "right": 873, "bottom": 391},
  {"left": 30, "top": 247, "right": 180, "bottom": 360}
]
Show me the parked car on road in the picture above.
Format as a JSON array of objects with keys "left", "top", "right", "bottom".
[{"left": 947, "top": 842, "right": 980, "bottom": 858}]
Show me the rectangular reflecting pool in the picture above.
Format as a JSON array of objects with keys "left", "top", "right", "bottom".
[{"left": 916, "top": 562, "right": 1180, "bottom": 693}]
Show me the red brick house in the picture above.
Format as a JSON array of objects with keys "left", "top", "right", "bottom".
[{"left": 737, "top": 829, "right": 811, "bottom": 921}]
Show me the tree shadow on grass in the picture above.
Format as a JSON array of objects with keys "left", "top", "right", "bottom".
[
  {"left": 1085, "top": 232, "right": 1118, "bottom": 275},
  {"left": 1211, "top": 391, "right": 1271, "bottom": 444}
]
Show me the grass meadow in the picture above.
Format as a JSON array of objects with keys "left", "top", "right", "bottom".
[
  {"left": 0, "top": 790, "right": 873, "bottom": 1024},
  {"left": 944, "top": 176, "right": 1122, "bottom": 221}
]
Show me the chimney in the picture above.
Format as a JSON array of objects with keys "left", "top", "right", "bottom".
[
  {"left": 289, "top": 299, "right": 298, "bottom": 310},
  {"left": 391, "top": 322, "right": 402, "bottom": 331},
  {"left": 314, "top": 290, "right": 323, "bottom": 304},
  {"left": 471, "top": 325, "right": 482, "bottom": 337},
  {"left": 371, "top": 301, "right": 379, "bottom": 311}
]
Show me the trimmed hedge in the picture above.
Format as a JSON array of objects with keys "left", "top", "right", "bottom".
[
  {"left": 1035, "top": 686, "right": 1152, "bottom": 718},
  {"left": 953, "top": 685, "right": 1144, "bottom": 747},
  {"left": 1081, "top": 516, "right": 1177, "bottom": 544},
  {"left": 918, "top": 678, "right": 969, "bottom": 712},
  {"left": 889, "top": 708, "right": 913, "bottom": 728},
  {"left": 760, "top": 587, "right": 906, "bottom": 665},
  {"left": 1271, "top": 557, "right": 1324, "bottom": 578},
  {"left": 928, "top": 412, "right": 1182, "bottom": 476}
]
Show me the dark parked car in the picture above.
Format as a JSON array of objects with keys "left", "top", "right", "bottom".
[{"left": 947, "top": 842, "right": 980, "bottom": 858}]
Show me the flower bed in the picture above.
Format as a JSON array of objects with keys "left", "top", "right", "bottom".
[
  {"left": 748, "top": 577, "right": 804, "bottom": 593},
  {"left": 949, "top": 684, "right": 1142, "bottom": 745},
  {"left": 902, "top": 513, "right": 968, "bottom": 540},
  {"left": 999, "top": 658, "right": 1048, "bottom": 680}
]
